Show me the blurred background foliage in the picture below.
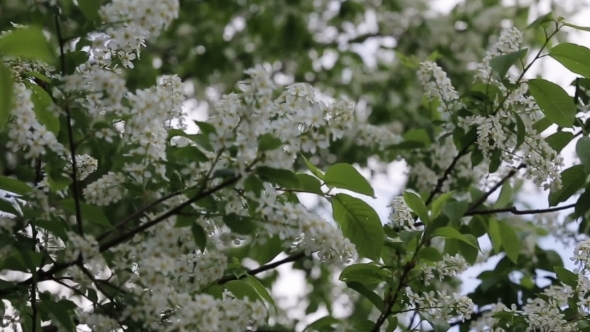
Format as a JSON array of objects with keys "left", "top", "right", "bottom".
[{"left": 0, "top": 0, "right": 583, "bottom": 330}]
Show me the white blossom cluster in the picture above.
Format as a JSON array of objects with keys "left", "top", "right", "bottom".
[
  {"left": 572, "top": 238, "right": 590, "bottom": 273},
  {"left": 476, "top": 27, "right": 523, "bottom": 83},
  {"left": 521, "top": 283, "right": 577, "bottom": 332},
  {"left": 405, "top": 287, "right": 475, "bottom": 322},
  {"left": 233, "top": 183, "right": 356, "bottom": 265},
  {"left": 6, "top": 82, "right": 66, "bottom": 159},
  {"left": 416, "top": 26, "right": 563, "bottom": 191},
  {"left": 387, "top": 196, "right": 416, "bottom": 231},
  {"left": 354, "top": 123, "right": 403, "bottom": 150},
  {"left": 422, "top": 253, "right": 469, "bottom": 285},
  {"left": 69, "top": 154, "right": 99, "bottom": 181},
  {"left": 83, "top": 171, "right": 128, "bottom": 206},
  {"left": 418, "top": 61, "right": 462, "bottom": 117},
  {"left": 63, "top": 232, "right": 100, "bottom": 262},
  {"left": 470, "top": 302, "right": 509, "bottom": 332},
  {"left": 409, "top": 135, "right": 489, "bottom": 194}
]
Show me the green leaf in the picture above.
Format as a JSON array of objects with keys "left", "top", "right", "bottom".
[
  {"left": 457, "top": 238, "right": 478, "bottom": 265},
  {"left": 563, "top": 22, "right": 590, "bottom": 33},
  {"left": 0, "top": 176, "right": 32, "bottom": 195},
  {"left": 489, "top": 49, "right": 528, "bottom": 78},
  {"left": 431, "top": 191, "right": 454, "bottom": 219},
  {"left": 223, "top": 214, "right": 257, "bottom": 235},
  {"left": 77, "top": 0, "right": 101, "bottom": 21},
  {"left": 488, "top": 218, "right": 502, "bottom": 254},
  {"left": 245, "top": 275, "right": 277, "bottom": 313},
  {"left": 527, "top": 12, "right": 554, "bottom": 29},
  {"left": 0, "top": 199, "right": 19, "bottom": 216},
  {"left": 339, "top": 263, "right": 390, "bottom": 285},
  {"left": 225, "top": 280, "right": 263, "bottom": 302},
  {"left": 418, "top": 247, "right": 443, "bottom": 262},
  {"left": 0, "top": 63, "right": 13, "bottom": 132},
  {"left": 305, "top": 316, "right": 341, "bottom": 331},
  {"left": 527, "top": 79, "right": 576, "bottom": 127},
  {"left": 403, "top": 191, "right": 430, "bottom": 224},
  {"left": 549, "top": 43, "right": 590, "bottom": 78},
  {"left": 250, "top": 235, "right": 283, "bottom": 265},
  {"left": 26, "top": 83, "right": 60, "bottom": 135},
  {"left": 324, "top": 163, "right": 374, "bottom": 197},
  {"left": 576, "top": 137, "right": 590, "bottom": 174},
  {"left": 174, "top": 215, "right": 194, "bottom": 228},
  {"left": 403, "top": 128, "right": 430, "bottom": 147},
  {"left": 257, "top": 167, "right": 300, "bottom": 188},
  {"left": 60, "top": 200, "right": 113, "bottom": 229},
  {"left": 331, "top": 193, "right": 384, "bottom": 260},
  {"left": 258, "top": 133, "right": 283, "bottom": 151},
  {"left": 549, "top": 165, "right": 586, "bottom": 206},
  {"left": 345, "top": 281, "right": 384, "bottom": 311},
  {"left": 442, "top": 201, "right": 469, "bottom": 223},
  {"left": 575, "top": 189, "right": 590, "bottom": 217},
  {"left": 494, "top": 183, "right": 512, "bottom": 208},
  {"left": 296, "top": 173, "right": 323, "bottom": 194},
  {"left": 191, "top": 223, "right": 207, "bottom": 252},
  {"left": 194, "top": 120, "right": 216, "bottom": 136},
  {"left": 432, "top": 226, "right": 479, "bottom": 251},
  {"left": 498, "top": 220, "right": 520, "bottom": 264},
  {"left": 300, "top": 154, "right": 324, "bottom": 180},
  {"left": 545, "top": 131, "right": 574, "bottom": 153},
  {"left": 554, "top": 266, "right": 578, "bottom": 288},
  {"left": 39, "top": 300, "right": 76, "bottom": 332},
  {"left": 0, "top": 26, "right": 55, "bottom": 64},
  {"left": 31, "top": 219, "right": 69, "bottom": 241},
  {"left": 514, "top": 114, "right": 526, "bottom": 150},
  {"left": 533, "top": 117, "right": 553, "bottom": 133}
]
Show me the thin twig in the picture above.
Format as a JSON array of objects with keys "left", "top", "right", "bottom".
[
  {"left": 216, "top": 252, "right": 306, "bottom": 285},
  {"left": 425, "top": 142, "right": 474, "bottom": 206},
  {"left": 54, "top": 14, "right": 83, "bottom": 236},
  {"left": 467, "top": 164, "right": 526, "bottom": 212},
  {"left": 465, "top": 203, "right": 576, "bottom": 216}
]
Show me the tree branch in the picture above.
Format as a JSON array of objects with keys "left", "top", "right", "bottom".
[
  {"left": 216, "top": 252, "right": 306, "bottom": 285},
  {"left": 467, "top": 163, "right": 526, "bottom": 212},
  {"left": 96, "top": 189, "right": 184, "bottom": 242},
  {"left": 54, "top": 14, "right": 83, "bottom": 236},
  {"left": 465, "top": 203, "right": 576, "bottom": 216},
  {"left": 425, "top": 141, "right": 474, "bottom": 205}
]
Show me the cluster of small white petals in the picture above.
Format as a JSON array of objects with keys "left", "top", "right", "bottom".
[
  {"left": 296, "top": 217, "right": 357, "bottom": 264},
  {"left": 572, "top": 238, "right": 590, "bottom": 273},
  {"left": 387, "top": 196, "right": 416, "bottom": 231},
  {"left": 405, "top": 287, "right": 475, "bottom": 322},
  {"left": 83, "top": 172, "right": 127, "bottom": 206},
  {"left": 470, "top": 302, "right": 509, "bottom": 332},
  {"left": 476, "top": 27, "right": 523, "bottom": 83},
  {"left": 521, "top": 284, "right": 576, "bottom": 332},
  {"left": 354, "top": 123, "right": 403, "bottom": 150},
  {"left": 418, "top": 61, "right": 462, "bottom": 116},
  {"left": 6, "top": 83, "right": 66, "bottom": 159},
  {"left": 63, "top": 232, "right": 100, "bottom": 262},
  {"left": 234, "top": 184, "right": 356, "bottom": 264},
  {"left": 409, "top": 161, "right": 442, "bottom": 193},
  {"left": 92, "top": 0, "right": 178, "bottom": 69},
  {"left": 422, "top": 254, "right": 469, "bottom": 285},
  {"left": 206, "top": 65, "right": 361, "bottom": 176},
  {"left": 100, "top": 0, "right": 179, "bottom": 37},
  {"left": 461, "top": 97, "right": 562, "bottom": 190},
  {"left": 159, "top": 293, "right": 267, "bottom": 332},
  {"left": 121, "top": 75, "right": 185, "bottom": 181},
  {"left": 69, "top": 154, "right": 99, "bottom": 181},
  {"left": 78, "top": 312, "right": 121, "bottom": 332},
  {"left": 533, "top": 212, "right": 577, "bottom": 245},
  {"left": 0, "top": 215, "right": 16, "bottom": 234},
  {"left": 174, "top": 251, "right": 227, "bottom": 289},
  {"left": 63, "top": 68, "right": 127, "bottom": 116}
]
